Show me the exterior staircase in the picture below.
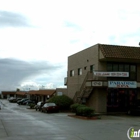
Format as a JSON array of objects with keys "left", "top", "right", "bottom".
[{"left": 73, "top": 71, "right": 94, "bottom": 104}]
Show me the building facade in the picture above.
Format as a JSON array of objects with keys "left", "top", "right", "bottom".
[
  {"left": 66, "top": 43, "right": 140, "bottom": 113},
  {"left": 1, "top": 88, "right": 67, "bottom": 103}
]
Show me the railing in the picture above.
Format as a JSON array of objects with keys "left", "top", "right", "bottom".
[
  {"left": 78, "top": 71, "right": 93, "bottom": 96},
  {"left": 73, "top": 91, "right": 79, "bottom": 103},
  {"left": 73, "top": 71, "right": 94, "bottom": 103}
]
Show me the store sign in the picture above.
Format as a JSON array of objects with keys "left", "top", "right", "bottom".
[
  {"left": 92, "top": 81, "right": 102, "bottom": 86},
  {"left": 108, "top": 81, "right": 137, "bottom": 88},
  {"left": 93, "top": 72, "right": 129, "bottom": 77}
]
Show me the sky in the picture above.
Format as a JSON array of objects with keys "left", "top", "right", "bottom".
[{"left": 0, "top": 0, "right": 140, "bottom": 91}]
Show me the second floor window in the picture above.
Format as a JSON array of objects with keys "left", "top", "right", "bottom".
[
  {"left": 107, "top": 63, "right": 137, "bottom": 80},
  {"left": 70, "top": 70, "right": 74, "bottom": 77},
  {"left": 90, "top": 65, "right": 94, "bottom": 72},
  {"left": 78, "top": 68, "right": 82, "bottom": 75}
]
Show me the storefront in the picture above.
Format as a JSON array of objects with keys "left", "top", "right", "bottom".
[
  {"left": 107, "top": 88, "right": 137, "bottom": 112},
  {"left": 94, "top": 72, "right": 138, "bottom": 112}
]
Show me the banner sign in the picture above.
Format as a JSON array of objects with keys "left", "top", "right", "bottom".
[
  {"left": 93, "top": 72, "right": 129, "bottom": 77},
  {"left": 92, "top": 81, "right": 102, "bottom": 86},
  {"left": 108, "top": 81, "right": 137, "bottom": 88}
]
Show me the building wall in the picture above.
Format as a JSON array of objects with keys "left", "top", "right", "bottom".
[
  {"left": 97, "top": 88, "right": 107, "bottom": 113},
  {"left": 97, "top": 61, "right": 108, "bottom": 81},
  {"left": 86, "top": 88, "right": 107, "bottom": 113},
  {"left": 86, "top": 89, "right": 98, "bottom": 111},
  {"left": 137, "top": 64, "right": 140, "bottom": 81},
  {"left": 1, "top": 91, "right": 16, "bottom": 99},
  {"left": 56, "top": 88, "right": 67, "bottom": 96},
  {"left": 67, "top": 44, "right": 99, "bottom": 98}
]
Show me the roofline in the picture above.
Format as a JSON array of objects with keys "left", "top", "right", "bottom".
[
  {"left": 68, "top": 43, "right": 140, "bottom": 58},
  {"left": 68, "top": 43, "right": 99, "bottom": 57},
  {"left": 98, "top": 43, "right": 139, "bottom": 48}
]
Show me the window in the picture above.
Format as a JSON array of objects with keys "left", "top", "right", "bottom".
[
  {"left": 78, "top": 68, "right": 82, "bottom": 75},
  {"left": 84, "top": 66, "right": 87, "bottom": 70},
  {"left": 124, "top": 64, "right": 129, "bottom": 72},
  {"left": 107, "top": 63, "right": 112, "bottom": 71},
  {"left": 119, "top": 64, "right": 124, "bottom": 71},
  {"left": 130, "top": 65, "right": 136, "bottom": 80},
  {"left": 70, "top": 70, "right": 74, "bottom": 77},
  {"left": 90, "top": 65, "right": 94, "bottom": 72},
  {"left": 107, "top": 63, "right": 137, "bottom": 80},
  {"left": 112, "top": 64, "right": 118, "bottom": 71},
  {"left": 130, "top": 65, "right": 136, "bottom": 72}
]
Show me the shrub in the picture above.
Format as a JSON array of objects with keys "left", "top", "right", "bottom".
[
  {"left": 70, "top": 103, "right": 86, "bottom": 113},
  {"left": 48, "top": 95, "right": 73, "bottom": 110},
  {"left": 76, "top": 105, "right": 94, "bottom": 117},
  {"left": 29, "top": 103, "right": 35, "bottom": 109}
]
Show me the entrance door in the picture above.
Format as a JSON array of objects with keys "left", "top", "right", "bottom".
[{"left": 107, "top": 88, "right": 137, "bottom": 112}]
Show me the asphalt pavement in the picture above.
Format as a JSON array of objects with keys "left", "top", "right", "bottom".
[{"left": 0, "top": 99, "right": 140, "bottom": 140}]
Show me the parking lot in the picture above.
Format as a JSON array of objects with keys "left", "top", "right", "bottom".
[{"left": 0, "top": 99, "right": 140, "bottom": 140}]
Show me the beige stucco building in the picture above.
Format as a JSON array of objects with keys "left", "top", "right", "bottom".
[{"left": 66, "top": 43, "right": 140, "bottom": 113}]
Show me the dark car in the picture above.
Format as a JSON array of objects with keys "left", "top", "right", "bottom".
[
  {"left": 17, "top": 98, "right": 29, "bottom": 105},
  {"left": 41, "top": 103, "right": 59, "bottom": 113},
  {"left": 35, "top": 101, "right": 45, "bottom": 111},
  {"left": 128, "top": 100, "right": 140, "bottom": 115},
  {"left": 16, "top": 98, "right": 22, "bottom": 102},
  {"left": 23, "top": 100, "right": 35, "bottom": 105}
]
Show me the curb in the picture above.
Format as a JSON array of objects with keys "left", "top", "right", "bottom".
[{"left": 68, "top": 114, "right": 101, "bottom": 120}]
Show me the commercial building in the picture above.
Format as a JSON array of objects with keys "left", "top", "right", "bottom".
[
  {"left": 66, "top": 43, "right": 140, "bottom": 113},
  {"left": 1, "top": 88, "right": 67, "bottom": 102}
]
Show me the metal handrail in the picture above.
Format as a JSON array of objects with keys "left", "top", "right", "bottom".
[
  {"left": 78, "top": 71, "right": 91, "bottom": 96},
  {"left": 73, "top": 71, "right": 93, "bottom": 103}
]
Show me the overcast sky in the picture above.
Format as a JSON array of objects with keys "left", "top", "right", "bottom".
[{"left": 0, "top": 0, "right": 140, "bottom": 91}]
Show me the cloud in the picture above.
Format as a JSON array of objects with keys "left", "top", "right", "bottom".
[
  {"left": 0, "top": 10, "right": 30, "bottom": 27},
  {"left": 0, "top": 58, "right": 64, "bottom": 91}
]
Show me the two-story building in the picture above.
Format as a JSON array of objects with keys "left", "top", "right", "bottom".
[{"left": 65, "top": 43, "right": 140, "bottom": 113}]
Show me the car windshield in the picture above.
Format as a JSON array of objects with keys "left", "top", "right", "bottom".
[
  {"left": 44, "top": 103, "right": 56, "bottom": 107},
  {"left": 21, "top": 99, "right": 27, "bottom": 101},
  {"left": 37, "top": 102, "right": 42, "bottom": 105}
]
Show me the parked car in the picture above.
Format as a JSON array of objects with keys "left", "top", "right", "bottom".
[
  {"left": 17, "top": 98, "right": 29, "bottom": 105},
  {"left": 16, "top": 98, "right": 22, "bottom": 102},
  {"left": 23, "top": 100, "right": 35, "bottom": 106},
  {"left": 41, "top": 103, "right": 59, "bottom": 113},
  {"left": 8, "top": 97, "right": 14, "bottom": 101},
  {"left": 9, "top": 98, "right": 17, "bottom": 103},
  {"left": 35, "top": 101, "right": 45, "bottom": 111},
  {"left": 127, "top": 99, "right": 140, "bottom": 115}
]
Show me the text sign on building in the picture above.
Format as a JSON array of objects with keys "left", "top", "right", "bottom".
[
  {"left": 93, "top": 72, "right": 129, "bottom": 77},
  {"left": 108, "top": 81, "right": 137, "bottom": 88},
  {"left": 92, "top": 81, "right": 102, "bottom": 86}
]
